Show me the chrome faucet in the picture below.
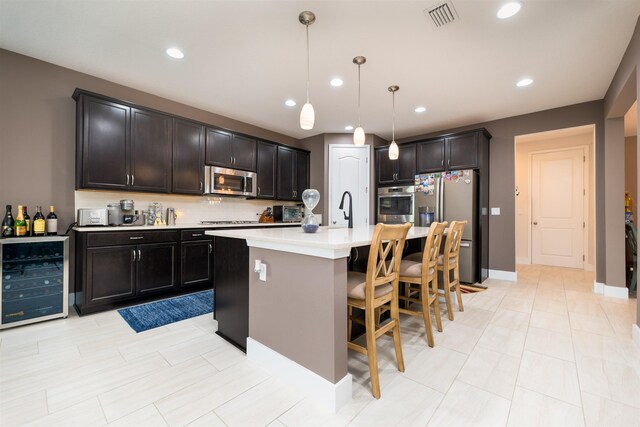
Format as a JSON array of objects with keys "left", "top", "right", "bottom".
[{"left": 339, "top": 191, "right": 353, "bottom": 229}]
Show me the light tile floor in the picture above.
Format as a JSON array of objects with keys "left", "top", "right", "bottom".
[{"left": 1, "top": 265, "right": 639, "bottom": 426}]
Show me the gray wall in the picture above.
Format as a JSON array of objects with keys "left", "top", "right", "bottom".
[
  {"left": 399, "top": 101, "right": 605, "bottom": 277},
  {"left": 602, "top": 16, "right": 639, "bottom": 323},
  {"left": 0, "top": 48, "right": 300, "bottom": 233}
]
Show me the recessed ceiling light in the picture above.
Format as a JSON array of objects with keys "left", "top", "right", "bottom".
[
  {"left": 166, "top": 47, "right": 184, "bottom": 59},
  {"left": 516, "top": 78, "right": 533, "bottom": 87},
  {"left": 497, "top": 2, "right": 522, "bottom": 19},
  {"left": 414, "top": 106, "right": 427, "bottom": 113},
  {"left": 330, "top": 78, "right": 344, "bottom": 87},
  {"left": 345, "top": 125, "right": 354, "bottom": 131},
  {"left": 285, "top": 99, "right": 297, "bottom": 107}
]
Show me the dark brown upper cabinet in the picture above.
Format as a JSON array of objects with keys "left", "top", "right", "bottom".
[
  {"left": 376, "top": 144, "right": 416, "bottom": 186},
  {"left": 276, "top": 146, "right": 309, "bottom": 201},
  {"left": 172, "top": 118, "right": 205, "bottom": 195},
  {"left": 256, "top": 141, "right": 277, "bottom": 199},
  {"left": 205, "top": 129, "right": 256, "bottom": 172},
  {"left": 130, "top": 108, "right": 172, "bottom": 193},
  {"left": 76, "top": 95, "right": 130, "bottom": 190},
  {"left": 417, "top": 133, "right": 479, "bottom": 173}
]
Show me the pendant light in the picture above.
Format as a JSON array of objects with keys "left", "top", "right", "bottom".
[
  {"left": 353, "top": 56, "right": 367, "bottom": 145},
  {"left": 388, "top": 85, "right": 400, "bottom": 160},
  {"left": 299, "top": 11, "right": 316, "bottom": 130}
]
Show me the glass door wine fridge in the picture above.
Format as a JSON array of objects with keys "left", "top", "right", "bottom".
[{"left": 1, "top": 236, "right": 69, "bottom": 329}]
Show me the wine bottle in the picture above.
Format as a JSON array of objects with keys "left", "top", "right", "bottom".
[
  {"left": 33, "top": 206, "right": 45, "bottom": 236},
  {"left": 23, "top": 206, "right": 31, "bottom": 236},
  {"left": 46, "top": 205, "right": 58, "bottom": 235},
  {"left": 1, "top": 205, "right": 15, "bottom": 237},
  {"left": 15, "top": 205, "right": 27, "bottom": 237}
]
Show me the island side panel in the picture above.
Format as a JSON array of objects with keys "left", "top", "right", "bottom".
[
  {"left": 213, "top": 236, "right": 250, "bottom": 351},
  {"left": 249, "top": 247, "right": 348, "bottom": 384}
]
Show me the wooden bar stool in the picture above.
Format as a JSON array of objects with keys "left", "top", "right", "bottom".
[
  {"left": 437, "top": 220, "right": 467, "bottom": 320},
  {"left": 347, "top": 222, "right": 411, "bottom": 399},
  {"left": 396, "top": 221, "right": 447, "bottom": 347}
]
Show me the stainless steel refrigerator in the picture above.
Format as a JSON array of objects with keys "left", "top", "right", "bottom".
[{"left": 414, "top": 170, "right": 478, "bottom": 284}]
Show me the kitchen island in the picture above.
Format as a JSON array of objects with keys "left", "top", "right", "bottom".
[{"left": 205, "top": 225, "right": 430, "bottom": 412}]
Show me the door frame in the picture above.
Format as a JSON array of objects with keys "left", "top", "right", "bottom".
[
  {"left": 527, "top": 145, "right": 589, "bottom": 268},
  {"left": 327, "top": 144, "right": 371, "bottom": 226}
]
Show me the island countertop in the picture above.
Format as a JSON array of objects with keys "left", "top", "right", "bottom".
[{"left": 206, "top": 225, "right": 430, "bottom": 259}]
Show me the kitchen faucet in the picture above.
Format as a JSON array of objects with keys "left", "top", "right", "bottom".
[{"left": 339, "top": 191, "right": 353, "bottom": 229}]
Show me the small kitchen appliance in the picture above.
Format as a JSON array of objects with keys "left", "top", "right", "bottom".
[
  {"left": 273, "top": 205, "right": 303, "bottom": 223},
  {"left": 120, "top": 199, "right": 136, "bottom": 224},
  {"left": 107, "top": 204, "right": 123, "bottom": 226},
  {"left": 77, "top": 208, "right": 108, "bottom": 226},
  {"left": 204, "top": 166, "right": 256, "bottom": 197}
]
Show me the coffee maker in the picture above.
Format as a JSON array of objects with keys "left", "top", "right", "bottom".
[{"left": 120, "top": 199, "right": 136, "bottom": 224}]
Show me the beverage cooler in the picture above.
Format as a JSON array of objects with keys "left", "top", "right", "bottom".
[{"left": 1, "top": 236, "right": 69, "bottom": 329}]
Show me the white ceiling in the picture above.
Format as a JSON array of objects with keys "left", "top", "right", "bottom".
[{"left": 1, "top": 0, "right": 639, "bottom": 141}]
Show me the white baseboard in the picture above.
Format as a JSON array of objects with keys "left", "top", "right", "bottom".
[
  {"left": 603, "top": 285, "right": 629, "bottom": 300},
  {"left": 515, "top": 257, "right": 530, "bottom": 265},
  {"left": 593, "top": 282, "right": 629, "bottom": 299},
  {"left": 632, "top": 324, "right": 640, "bottom": 350},
  {"left": 246, "top": 338, "right": 352, "bottom": 413},
  {"left": 488, "top": 269, "right": 518, "bottom": 282}
]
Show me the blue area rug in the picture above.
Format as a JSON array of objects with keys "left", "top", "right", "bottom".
[{"left": 118, "top": 290, "right": 213, "bottom": 333}]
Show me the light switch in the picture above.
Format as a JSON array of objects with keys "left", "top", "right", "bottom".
[
  {"left": 254, "top": 260, "right": 262, "bottom": 273},
  {"left": 491, "top": 207, "right": 501, "bottom": 215},
  {"left": 259, "top": 264, "right": 267, "bottom": 282}
]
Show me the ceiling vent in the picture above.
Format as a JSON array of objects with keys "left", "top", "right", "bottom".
[{"left": 424, "top": 1, "right": 458, "bottom": 27}]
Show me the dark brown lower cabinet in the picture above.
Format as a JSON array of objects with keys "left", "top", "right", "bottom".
[
  {"left": 137, "top": 242, "right": 178, "bottom": 294},
  {"left": 181, "top": 240, "right": 213, "bottom": 287},
  {"left": 86, "top": 245, "right": 136, "bottom": 304}
]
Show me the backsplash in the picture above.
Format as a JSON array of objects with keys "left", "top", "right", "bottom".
[{"left": 74, "top": 190, "right": 300, "bottom": 224}]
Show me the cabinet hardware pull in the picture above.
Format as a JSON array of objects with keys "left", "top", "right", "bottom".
[
  {"left": 132, "top": 174, "right": 135, "bottom": 185},
  {"left": 209, "top": 243, "right": 213, "bottom": 254},
  {"left": 129, "top": 236, "right": 144, "bottom": 240},
  {"left": 132, "top": 250, "right": 136, "bottom": 262},
  {"left": 192, "top": 233, "right": 203, "bottom": 237},
  {"left": 258, "top": 187, "right": 260, "bottom": 196},
  {"left": 126, "top": 174, "right": 130, "bottom": 185},
  {"left": 448, "top": 159, "right": 450, "bottom": 167},
  {"left": 230, "top": 155, "right": 233, "bottom": 165},
  {"left": 353, "top": 247, "right": 359, "bottom": 263},
  {"left": 200, "top": 181, "right": 203, "bottom": 191},
  {"left": 441, "top": 160, "right": 444, "bottom": 167},
  {"left": 137, "top": 249, "right": 141, "bottom": 261},
  {"left": 233, "top": 156, "right": 236, "bottom": 165}
]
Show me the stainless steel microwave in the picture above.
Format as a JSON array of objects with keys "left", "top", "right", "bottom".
[{"left": 204, "top": 166, "right": 257, "bottom": 197}]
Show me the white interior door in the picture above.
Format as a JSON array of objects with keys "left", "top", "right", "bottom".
[
  {"left": 329, "top": 145, "right": 370, "bottom": 227},
  {"left": 531, "top": 148, "right": 585, "bottom": 268}
]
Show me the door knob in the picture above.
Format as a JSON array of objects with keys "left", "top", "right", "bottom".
[
  {"left": 532, "top": 221, "right": 538, "bottom": 225},
  {"left": 333, "top": 221, "right": 336, "bottom": 224}
]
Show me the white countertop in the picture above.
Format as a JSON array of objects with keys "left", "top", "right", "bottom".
[
  {"left": 206, "top": 225, "right": 430, "bottom": 259},
  {"left": 73, "top": 222, "right": 301, "bottom": 232}
]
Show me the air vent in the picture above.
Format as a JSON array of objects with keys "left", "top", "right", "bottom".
[{"left": 425, "top": 1, "right": 458, "bottom": 27}]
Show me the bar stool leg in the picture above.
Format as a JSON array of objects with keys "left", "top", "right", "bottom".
[
  {"left": 432, "top": 276, "right": 443, "bottom": 332},
  {"left": 365, "top": 307, "right": 381, "bottom": 399},
  {"left": 390, "top": 285, "right": 405, "bottom": 372},
  {"left": 421, "top": 279, "right": 435, "bottom": 347},
  {"left": 455, "top": 266, "right": 464, "bottom": 312},
  {"left": 444, "top": 268, "right": 455, "bottom": 321}
]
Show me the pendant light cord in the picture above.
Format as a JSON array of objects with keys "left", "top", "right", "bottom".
[
  {"left": 357, "top": 64, "right": 361, "bottom": 126},
  {"left": 392, "top": 90, "right": 396, "bottom": 141},
  {"left": 306, "top": 24, "right": 310, "bottom": 103}
]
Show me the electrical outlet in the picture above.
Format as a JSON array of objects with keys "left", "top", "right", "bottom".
[{"left": 259, "top": 264, "right": 267, "bottom": 282}]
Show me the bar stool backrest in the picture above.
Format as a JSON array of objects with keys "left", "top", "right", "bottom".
[
  {"left": 443, "top": 220, "right": 467, "bottom": 268},
  {"left": 366, "top": 223, "right": 411, "bottom": 300},
  {"left": 422, "top": 221, "right": 448, "bottom": 272}
]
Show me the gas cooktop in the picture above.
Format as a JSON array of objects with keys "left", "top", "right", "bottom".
[{"left": 199, "top": 220, "right": 260, "bottom": 225}]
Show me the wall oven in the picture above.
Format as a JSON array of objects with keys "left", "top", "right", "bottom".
[
  {"left": 204, "top": 166, "right": 257, "bottom": 197},
  {"left": 377, "top": 186, "right": 415, "bottom": 224}
]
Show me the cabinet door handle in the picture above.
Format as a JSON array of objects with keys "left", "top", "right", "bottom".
[
  {"left": 132, "top": 174, "right": 135, "bottom": 186},
  {"left": 258, "top": 186, "right": 260, "bottom": 196},
  {"left": 132, "top": 250, "right": 136, "bottom": 262},
  {"left": 230, "top": 155, "right": 233, "bottom": 165},
  {"left": 126, "top": 174, "right": 130, "bottom": 185},
  {"left": 192, "top": 233, "right": 203, "bottom": 237},
  {"left": 137, "top": 249, "right": 141, "bottom": 261},
  {"left": 200, "top": 181, "right": 203, "bottom": 191},
  {"left": 209, "top": 243, "right": 213, "bottom": 254},
  {"left": 129, "top": 236, "right": 144, "bottom": 240},
  {"left": 441, "top": 160, "right": 444, "bottom": 167},
  {"left": 448, "top": 159, "right": 450, "bottom": 167}
]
